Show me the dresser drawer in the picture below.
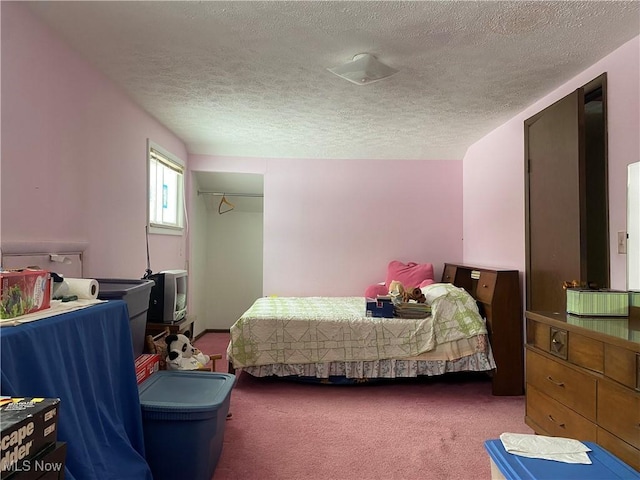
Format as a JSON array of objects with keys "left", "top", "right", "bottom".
[
  {"left": 526, "top": 348, "right": 596, "bottom": 420},
  {"left": 597, "top": 378, "right": 640, "bottom": 449},
  {"left": 475, "top": 271, "right": 497, "bottom": 304},
  {"left": 568, "top": 332, "right": 603, "bottom": 373},
  {"left": 604, "top": 343, "right": 639, "bottom": 390},
  {"left": 526, "top": 319, "right": 550, "bottom": 351},
  {"left": 442, "top": 264, "right": 457, "bottom": 283},
  {"left": 597, "top": 427, "right": 640, "bottom": 471},
  {"left": 526, "top": 384, "right": 597, "bottom": 441}
]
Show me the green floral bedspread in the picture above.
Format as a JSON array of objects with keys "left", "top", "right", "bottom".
[{"left": 228, "top": 284, "right": 487, "bottom": 368}]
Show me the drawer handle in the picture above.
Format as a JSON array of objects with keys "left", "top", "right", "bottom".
[
  {"left": 548, "top": 415, "right": 565, "bottom": 427},
  {"left": 482, "top": 284, "right": 488, "bottom": 288},
  {"left": 546, "top": 376, "right": 565, "bottom": 387}
]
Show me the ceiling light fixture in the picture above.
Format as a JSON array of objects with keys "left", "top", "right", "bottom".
[{"left": 327, "top": 53, "right": 398, "bottom": 86}]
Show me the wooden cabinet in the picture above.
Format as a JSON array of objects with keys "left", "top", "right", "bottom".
[
  {"left": 525, "top": 311, "right": 640, "bottom": 471},
  {"left": 524, "top": 74, "right": 609, "bottom": 313},
  {"left": 442, "top": 264, "right": 523, "bottom": 396}
]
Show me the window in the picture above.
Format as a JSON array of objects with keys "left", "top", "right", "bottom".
[{"left": 148, "top": 140, "right": 185, "bottom": 235}]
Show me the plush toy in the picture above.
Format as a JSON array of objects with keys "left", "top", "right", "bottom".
[
  {"left": 165, "top": 332, "right": 211, "bottom": 370},
  {"left": 388, "top": 280, "right": 405, "bottom": 301},
  {"left": 389, "top": 280, "right": 426, "bottom": 304},
  {"left": 404, "top": 287, "right": 426, "bottom": 304}
]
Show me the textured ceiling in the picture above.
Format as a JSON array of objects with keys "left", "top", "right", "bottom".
[{"left": 26, "top": 1, "right": 640, "bottom": 160}]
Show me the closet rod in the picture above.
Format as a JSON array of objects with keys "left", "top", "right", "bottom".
[{"left": 197, "top": 190, "right": 263, "bottom": 198}]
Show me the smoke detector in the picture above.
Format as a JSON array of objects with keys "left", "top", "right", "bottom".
[{"left": 327, "top": 53, "right": 398, "bottom": 86}]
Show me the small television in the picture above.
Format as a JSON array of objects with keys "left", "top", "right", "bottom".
[{"left": 147, "top": 269, "right": 188, "bottom": 323}]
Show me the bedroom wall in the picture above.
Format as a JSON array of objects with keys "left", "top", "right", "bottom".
[
  {"left": 189, "top": 155, "right": 463, "bottom": 298},
  {"left": 206, "top": 208, "right": 263, "bottom": 330},
  {"left": 462, "top": 35, "right": 640, "bottom": 292},
  {"left": 1, "top": 3, "right": 188, "bottom": 279}
]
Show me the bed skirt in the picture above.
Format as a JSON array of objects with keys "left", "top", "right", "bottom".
[{"left": 240, "top": 349, "right": 496, "bottom": 380}]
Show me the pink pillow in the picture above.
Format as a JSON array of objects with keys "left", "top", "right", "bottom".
[
  {"left": 419, "top": 278, "right": 435, "bottom": 288},
  {"left": 385, "top": 261, "right": 434, "bottom": 289},
  {"left": 365, "top": 283, "right": 388, "bottom": 298}
]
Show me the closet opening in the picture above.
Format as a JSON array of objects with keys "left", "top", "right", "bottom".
[{"left": 582, "top": 82, "right": 609, "bottom": 290}]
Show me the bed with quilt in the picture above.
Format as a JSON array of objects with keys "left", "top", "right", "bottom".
[{"left": 227, "top": 283, "right": 496, "bottom": 383}]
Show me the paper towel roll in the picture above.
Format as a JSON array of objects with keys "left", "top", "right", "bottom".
[{"left": 63, "top": 278, "right": 100, "bottom": 300}]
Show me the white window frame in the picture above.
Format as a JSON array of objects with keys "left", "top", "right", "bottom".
[{"left": 147, "top": 139, "right": 185, "bottom": 236}]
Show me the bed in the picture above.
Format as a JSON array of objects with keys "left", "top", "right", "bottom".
[{"left": 227, "top": 283, "right": 496, "bottom": 383}]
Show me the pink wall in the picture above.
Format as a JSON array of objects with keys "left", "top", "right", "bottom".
[
  {"left": 1, "top": 3, "right": 188, "bottom": 278},
  {"left": 463, "top": 36, "right": 640, "bottom": 291},
  {"left": 12, "top": 1, "right": 634, "bottom": 297},
  {"left": 190, "top": 155, "right": 463, "bottom": 296}
]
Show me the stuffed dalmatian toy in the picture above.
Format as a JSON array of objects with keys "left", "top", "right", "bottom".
[{"left": 164, "top": 332, "right": 211, "bottom": 370}]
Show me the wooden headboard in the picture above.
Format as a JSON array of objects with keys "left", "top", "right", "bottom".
[{"left": 442, "top": 263, "right": 523, "bottom": 396}]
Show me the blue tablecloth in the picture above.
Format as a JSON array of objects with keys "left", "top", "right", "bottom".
[{"left": 0, "top": 300, "right": 152, "bottom": 480}]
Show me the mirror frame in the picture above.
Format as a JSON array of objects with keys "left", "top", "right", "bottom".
[{"left": 628, "top": 162, "right": 639, "bottom": 291}]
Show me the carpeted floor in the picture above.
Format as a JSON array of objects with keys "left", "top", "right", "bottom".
[{"left": 195, "top": 332, "right": 533, "bottom": 480}]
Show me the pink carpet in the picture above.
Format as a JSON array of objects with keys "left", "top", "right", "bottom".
[{"left": 196, "top": 332, "right": 533, "bottom": 480}]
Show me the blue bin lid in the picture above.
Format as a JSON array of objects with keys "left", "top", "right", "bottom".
[
  {"left": 484, "top": 439, "right": 640, "bottom": 480},
  {"left": 139, "top": 371, "right": 235, "bottom": 414},
  {"left": 95, "top": 278, "right": 154, "bottom": 298}
]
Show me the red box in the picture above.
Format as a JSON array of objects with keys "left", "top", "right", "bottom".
[
  {"left": 135, "top": 354, "right": 161, "bottom": 384},
  {"left": 1, "top": 270, "right": 51, "bottom": 319}
]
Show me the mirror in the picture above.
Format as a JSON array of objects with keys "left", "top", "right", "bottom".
[{"left": 628, "top": 162, "right": 639, "bottom": 291}]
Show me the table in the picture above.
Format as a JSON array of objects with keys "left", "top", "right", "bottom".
[
  {"left": 0, "top": 301, "right": 152, "bottom": 480},
  {"left": 146, "top": 314, "right": 195, "bottom": 339}
]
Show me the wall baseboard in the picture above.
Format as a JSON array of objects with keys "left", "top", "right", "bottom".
[{"left": 194, "top": 328, "right": 230, "bottom": 341}]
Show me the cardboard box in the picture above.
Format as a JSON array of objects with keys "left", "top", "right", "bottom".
[
  {"left": 0, "top": 398, "right": 60, "bottom": 475},
  {"left": 566, "top": 288, "right": 628, "bottom": 317},
  {"left": 366, "top": 296, "right": 395, "bottom": 318},
  {"left": 0, "top": 270, "right": 51, "bottom": 319},
  {"left": 135, "top": 354, "right": 161, "bottom": 385}
]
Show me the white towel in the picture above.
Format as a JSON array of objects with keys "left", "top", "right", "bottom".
[{"left": 500, "top": 432, "right": 592, "bottom": 464}]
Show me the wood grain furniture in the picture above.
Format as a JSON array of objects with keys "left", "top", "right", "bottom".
[
  {"left": 524, "top": 74, "right": 609, "bottom": 314},
  {"left": 442, "top": 263, "right": 524, "bottom": 396},
  {"left": 525, "top": 310, "right": 640, "bottom": 471},
  {"left": 146, "top": 314, "right": 195, "bottom": 339}
]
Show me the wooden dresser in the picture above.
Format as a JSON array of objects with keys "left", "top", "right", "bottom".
[
  {"left": 442, "top": 264, "right": 523, "bottom": 396},
  {"left": 525, "top": 311, "right": 640, "bottom": 470}
]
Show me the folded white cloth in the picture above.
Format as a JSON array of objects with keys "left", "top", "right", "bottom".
[{"left": 500, "top": 432, "right": 592, "bottom": 464}]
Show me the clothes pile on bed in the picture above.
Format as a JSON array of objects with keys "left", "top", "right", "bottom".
[
  {"left": 393, "top": 302, "right": 431, "bottom": 318},
  {"left": 227, "top": 283, "right": 496, "bottom": 381}
]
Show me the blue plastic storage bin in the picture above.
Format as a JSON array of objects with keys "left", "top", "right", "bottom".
[
  {"left": 139, "top": 370, "right": 235, "bottom": 480},
  {"left": 484, "top": 439, "right": 640, "bottom": 480}
]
